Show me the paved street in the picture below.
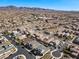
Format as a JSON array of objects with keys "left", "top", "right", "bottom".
[
  {"left": 5, "top": 38, "right": 36, "bottom": 59},
  {"left": 6, "top": 46, "right": 35, "bottom": 59}
]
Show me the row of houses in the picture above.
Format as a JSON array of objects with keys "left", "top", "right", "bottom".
[
  {"left": 8, "top": 28, "right": 79, "bottom": 59},
  {"left": 0, "top": 35, "right": 17, "bottom": 59}
]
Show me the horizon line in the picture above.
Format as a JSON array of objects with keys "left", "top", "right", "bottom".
[{"left": 0, "top": 5, "right": 79, "bottom": 11}]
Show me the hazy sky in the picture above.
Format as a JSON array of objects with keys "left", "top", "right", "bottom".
[{"left": 0, "top": 0, "right": 79, "bottom": 11}]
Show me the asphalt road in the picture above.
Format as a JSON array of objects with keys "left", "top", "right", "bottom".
[
  {"left": 5, "top": 39, "right": 36, "bottom": 59},
  {"left": 6, "top": 46, "right": 35, "bottom": 59}
]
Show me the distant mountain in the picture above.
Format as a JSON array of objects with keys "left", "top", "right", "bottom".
[{"left": 0, "top": 5, "right": 79, "bottom": 13}]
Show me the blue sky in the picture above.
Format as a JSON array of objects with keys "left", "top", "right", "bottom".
[{"left": 0, "top": 0, "right": 79, "bottom": 11}]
